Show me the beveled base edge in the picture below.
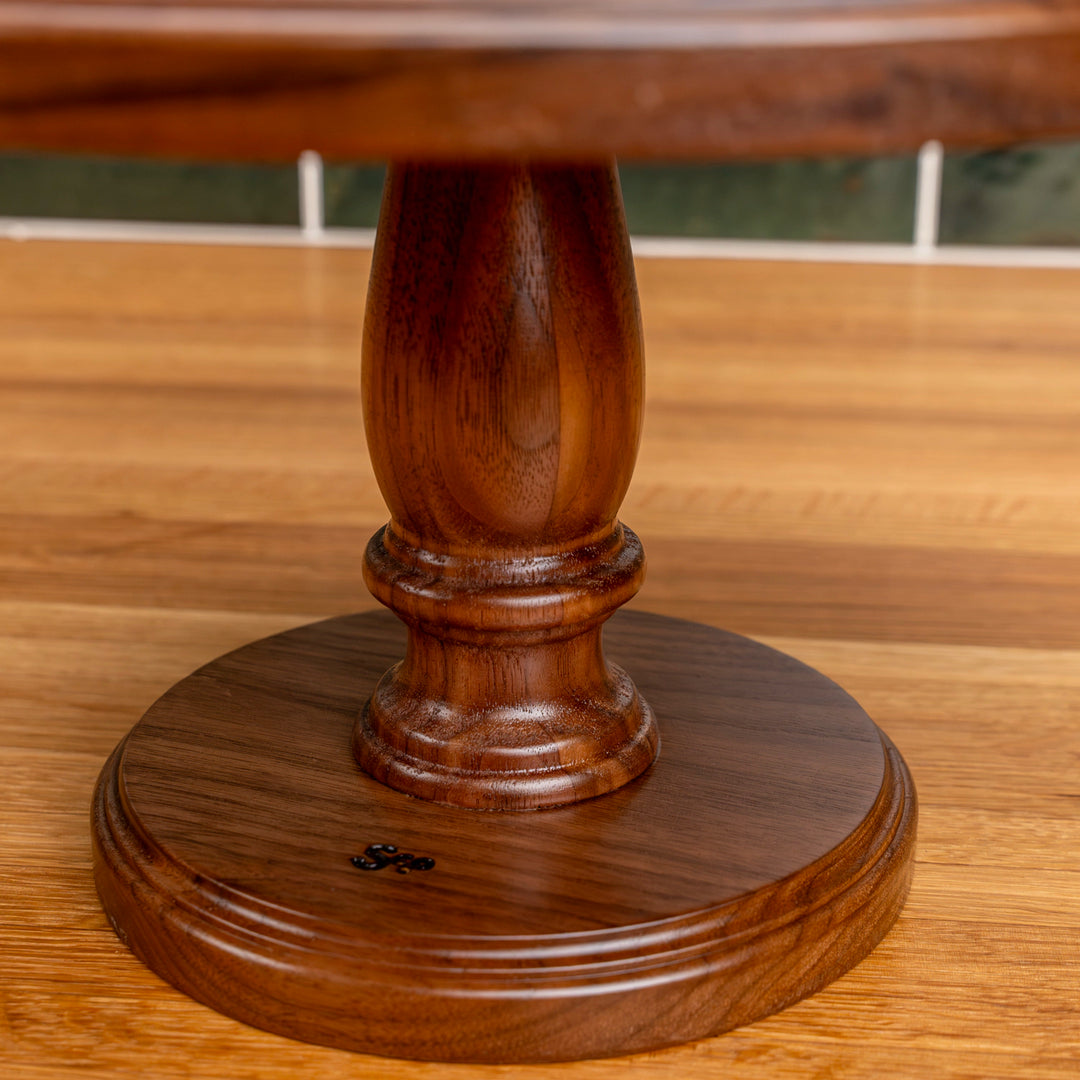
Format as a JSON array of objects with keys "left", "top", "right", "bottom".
[{"left": 90, "top": 612, "right": 917, "bottom": 1064}]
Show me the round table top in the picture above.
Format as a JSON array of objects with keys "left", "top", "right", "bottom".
[{"left": 2, "top": 1, "right": 1080, "bottom": 163}]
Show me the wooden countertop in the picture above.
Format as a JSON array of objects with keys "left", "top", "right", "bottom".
[{"left": 2, "top": 239, "right": 1078, "bottom": 1078}]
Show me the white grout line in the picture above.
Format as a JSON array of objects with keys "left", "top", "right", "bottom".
[
  {"left": 629, "top": 236, "right": 1080, "bottom": 268},
  {"left": 913, "top": 140, "right": 944, "bottom": 253},
  {"left": 4, "top": 215, "right": 1080, "bottom": 270},
  {"left": 298, "top": 150, "right": 326, "bottom": 240},
  {"left": 0, "top": 216, "right": 376, "bottom": 248}
]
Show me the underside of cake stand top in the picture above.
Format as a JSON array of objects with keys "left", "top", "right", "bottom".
[
  {"left": 93, "top": 609, "right": 916, "bottom": 1064},
  {"left": 6, "top": 1, "right": 1080, "bottom": 159}
]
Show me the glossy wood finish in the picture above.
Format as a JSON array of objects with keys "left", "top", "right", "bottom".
[
  {"left": 4, "top": 1, "right": 1080, "bottom": 159},
  {"left": 80, "top": 156, "right": 911, "bottom": 1051},
  {"left": 93, "top": 608, "right": 914, "bottom": 1062},
  {"left": 3, "top": 241, "right": 1080, "bottom": 1077},
  {"left": 357, "top": 163, "right": 655, "bottom": 809}
]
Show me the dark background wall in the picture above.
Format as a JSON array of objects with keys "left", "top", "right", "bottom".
[{"left": 2, "top": 142, "right": 1078, "bottom": 244}]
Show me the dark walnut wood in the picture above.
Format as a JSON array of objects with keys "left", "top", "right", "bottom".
[
  {"left": 84, "top": 157, "right": 919, "bottom": 1054},
  {"left": 92, "top": 609, "right": 916, "bottom": 1064},
  {"left": 4, "top": 1, "right": 1080, "bottom": 159},
  {"left": 356, "top": 162, "right": 657, "bottom": 809},
  {"left": 52, "top": 0, "right": 935, "bottom": 1055}
]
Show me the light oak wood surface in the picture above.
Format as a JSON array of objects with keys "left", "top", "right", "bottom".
[{"left": 2, "top": 239, "right": 1079, "bottom": 1077}]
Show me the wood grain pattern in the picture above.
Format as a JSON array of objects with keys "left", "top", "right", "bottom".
[
  {"left": 87, "top": 160, "right": 910, "bottom": 1051},
  {"left": 91, "top": 608, "right": 914, "bottom": 1061},
  {"left": 4, "top": 1, "right": 1080, "bottom": 158},
  {"left": 2, "top": 240, "right": 1079, "bottom": 1077},
  {"left": 357, "top": 162, "right": 656, "bottom": 809}
]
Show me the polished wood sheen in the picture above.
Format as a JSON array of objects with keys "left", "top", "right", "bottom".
[
  {"left": 357, "top": 162, "right": 656, "bottom": 809},
  {"left": 11, "top": 0, "right": 1066, "bottom": 1058},
  {"left": 77, "top": 152, "right": 914, "bottom": 1053},
  {"left": 93, "top": 608, "right": 914, "bottom": 1063},
  {"left": 3, "top": 241, "right": 1079, "bottom": 1077},
  {"left": 4, "top": 1, "right": 1080, "bottom": 159},
  {"left": 80, "top": 157, "right": 917, "bottom": 1048},
  {"left": 71, "top": 148, "right": 918, "bottom": 1048},
  {"left": 0, "top": 0, "right": 970, "bottom": 1039}
]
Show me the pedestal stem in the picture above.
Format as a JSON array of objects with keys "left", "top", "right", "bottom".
[{"left": 354, "top": 161, "right": 658, "bottom": 809}]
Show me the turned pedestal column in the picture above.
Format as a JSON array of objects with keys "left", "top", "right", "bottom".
[
  {"left": 356, "top": 162, "right": 657, "bottom": 809},
  {"left": 91, "top": 159, "right": 916, "bottom": 1064}
]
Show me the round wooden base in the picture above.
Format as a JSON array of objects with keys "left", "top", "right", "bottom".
[{"left": 92, "top": 610, "right": 915, "bottom": 1064}]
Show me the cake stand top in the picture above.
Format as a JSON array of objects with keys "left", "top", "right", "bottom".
[{"left": 3, "top": 1, "right": 1080, "bottom": 160}]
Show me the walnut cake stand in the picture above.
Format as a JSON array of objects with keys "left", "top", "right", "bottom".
[{"left": 91, "top": 161, "right": 915, "bottom": 1063}]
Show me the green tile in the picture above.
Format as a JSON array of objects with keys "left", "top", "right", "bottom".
[
  {"left": 322, "top": 159, "right": 916, "bottom": 242},
  {"left": 617, "top": 158, "right": 917, "bottom": 242},
  {"left": 940, "top": 140, "right": 1080, "bottom": 246},
  {"left": 0, "top": 152, "right": 299, "bottom": 224},
  {"left": 323, "top": 164, "right": 386, "bottom": 229}
]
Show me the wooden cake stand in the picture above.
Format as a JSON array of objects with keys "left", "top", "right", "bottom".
[{"left": 10, "top": 0, "right": 1078, "bottom": 1064}]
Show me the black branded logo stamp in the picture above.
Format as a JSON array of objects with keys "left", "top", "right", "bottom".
[{"left": 351, "top": 843, "right": 435, "bottom": 875}]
